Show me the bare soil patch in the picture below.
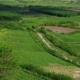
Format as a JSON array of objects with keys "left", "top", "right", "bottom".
[
  {"left": 42, "top": 63, "right": 80, "bottom": 80},
  {"left": 45, "top": 26, "right": 77, "bottom": 33},
  {"left": 37, "top": 33, "right": 52, "bottom": 49}
]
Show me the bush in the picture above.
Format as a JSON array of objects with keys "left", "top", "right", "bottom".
[
  {"left": 0, "top": 21, "right": 25, "bottom": 30},
  {"left": 29, "top": 6, "right": 79, "bottom": 17}
]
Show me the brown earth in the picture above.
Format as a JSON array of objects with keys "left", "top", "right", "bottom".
[
  {"left": 45, "top": 26, "right": 77, "bottom": 33},
  {"left": 42, "top": 63, "right": 80, "bottom": 80}
]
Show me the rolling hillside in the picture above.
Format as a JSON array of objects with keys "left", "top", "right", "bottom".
[{"left": 0, "top": 1, "right": 80, "bottom": 80}]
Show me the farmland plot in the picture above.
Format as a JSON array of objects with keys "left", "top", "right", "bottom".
[
  {"left": 0, "top": 29, "right": 80, "bottom": 80},
  {"left": 0, "top": 29, "right": 73, "bottom": 66}
]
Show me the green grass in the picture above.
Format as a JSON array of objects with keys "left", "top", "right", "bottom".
[
  {"left": 0, "top": 0, "right": 20, "bottom": 6},
  {"left": 0, "top": 11, "right": 21, "bottom": 20},
  {"left": 29, "top": 6, "right": 79, "bottom": 17},
  {"left": 0, "top": 29, "right": 73, "bottom": 66},
  {"left": 0, "top": 0, "right": 80, "bottom": 8},
  {"left": 0, "top": 28, "right": 75, "bottom": 80},
  {"left": 16, "top": 70, "right": 47, "bottom": 80},
  {"left": 0, "top": 14, "right": 79, "bottom": 29},
  {"left": 0, "top": 11, "right": 20, "bottom": 17},
  {"left": 0, "top": 27, "right": 79, "bottom": 80},
  {"left": 22, "top": 15, "right": 80, "bottom": 28},
  {"left": 1, "top": 68, "right": 46, "bottom": 80},
  {"left": 55, "top": 31, "right": 80, "bottom": 55}
]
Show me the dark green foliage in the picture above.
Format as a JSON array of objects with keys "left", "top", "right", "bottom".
[
  {"left": 21, "top": 64, "right": 75, "bottom": 80},
  {"left": 0, "top": 11, "right": 21, "bottom": 21},
  {"left": 57, "top": 21, "right": 79, "bottom": 28},
  {"left": 27, "top": 26, "right": 33, "bottom": 31},
  {"left": 0, "top": 43, "right": 16, "bottom": 80},
  {"left": 0, "top": 44, "right": 12, "bottom": 57},
  {"left": 29, "top": 6, "right": 79, "bottom": 17},
  {"left": 0, "top": 21, "right": 26, "bottom": 30}
]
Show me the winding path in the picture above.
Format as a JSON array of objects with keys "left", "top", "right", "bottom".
[
  {"left": 37, "top": 32, "right": 68, "bottom": 60},
  {"left": 37, "top": 32, "right": 52, "bottom": 49}
]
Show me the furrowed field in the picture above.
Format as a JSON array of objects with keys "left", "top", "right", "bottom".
[{"left": 0, "top": 0, "right": 80, "bottom": 80}]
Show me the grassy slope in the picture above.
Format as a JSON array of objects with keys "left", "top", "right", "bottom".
[
  {"left": 0, "top": 1, "right": 80, "bottom": 79},
  {"left": 40, "top": 30, "right": 80, "bottom": 79},
  {"left": 0, "top": 29, "right": 72, "bottom": 66},
  {"left": 55, "top": 32, "right": 80, "bottom": 55},
  {"left": 0, "top": 29, "right": 75, "bottom": 80},
  {"left": 0, "top": 11, "right": 20, "bottom": 16}
]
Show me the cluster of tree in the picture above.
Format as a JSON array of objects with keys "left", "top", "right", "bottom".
[
  {"left": 0, "top": 4, "right": 79, "bottom": 17},
  {"left": 0, "top": 5, "right": 24, "bottom": 20},
  {"left": 0, "top": 21, "right": 26, "bottom": 30},
  {"left": 0, "top": 16, "right": 21, "bottom": 21},
  {"left": 40, "top": 27, "right": 77, "bottom": 56},
  {"left": 16, "top": 0, "right": 27, "bottom": 3},
  {"left": 29, "top": 6, "right": 79, "bottom": 17}
]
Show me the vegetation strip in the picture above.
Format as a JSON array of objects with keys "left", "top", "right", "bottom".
[
  {"left": 0, "top": 43, "right": 14, "bottom": 79},
  {"left": 21, "top": 64, "right": 75, "bottom": 80},
  {"left": 39, "top": 28, "right": 77, "bottom": 56},
  {"left": 32, "top": 28, "right": 80, "bottom": 67}
]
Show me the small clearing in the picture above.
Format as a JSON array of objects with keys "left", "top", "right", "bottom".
[{"left": 45, "top": 26, "right": 77, "bottom": 33}]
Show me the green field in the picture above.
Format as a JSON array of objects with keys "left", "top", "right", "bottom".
[
  {"left": 0, "top": 29, "right": 73, "bottom": 66},
  {"left": 0, "top": 0, "right": 80, "bottom": 80},
  {"left": 0, "top": 29, "right": 75, "bottom": 80},
  {"left": 55, "top": 32, "right": 80, "bottom": 55},
  {"left": 22, "top": 13, "right": 80, "bottom": 30},
  {"left": 0, "top": 0, "right": 80, "bottom": 8}
]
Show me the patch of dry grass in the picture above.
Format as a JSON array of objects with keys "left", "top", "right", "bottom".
[{"left": 42, "top": 63, "right": 80, "bottom": 80}]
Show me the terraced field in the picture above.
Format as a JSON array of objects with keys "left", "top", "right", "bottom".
[
  {"left": 0, "top": 0, "right": 80, "bottom": 80},
  {"left": 55, "top": 31, "right": 80, "bottom": 56},
  {"left": 1, "top": 29, "right": 77, "bottom": 80},
  {"left": 0, "top": 29, "right": 73, "bottom": 66}
]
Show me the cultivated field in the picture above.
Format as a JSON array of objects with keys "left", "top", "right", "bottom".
[{"left": 0, "top": 0, "right": 80, "bottom": 80}]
